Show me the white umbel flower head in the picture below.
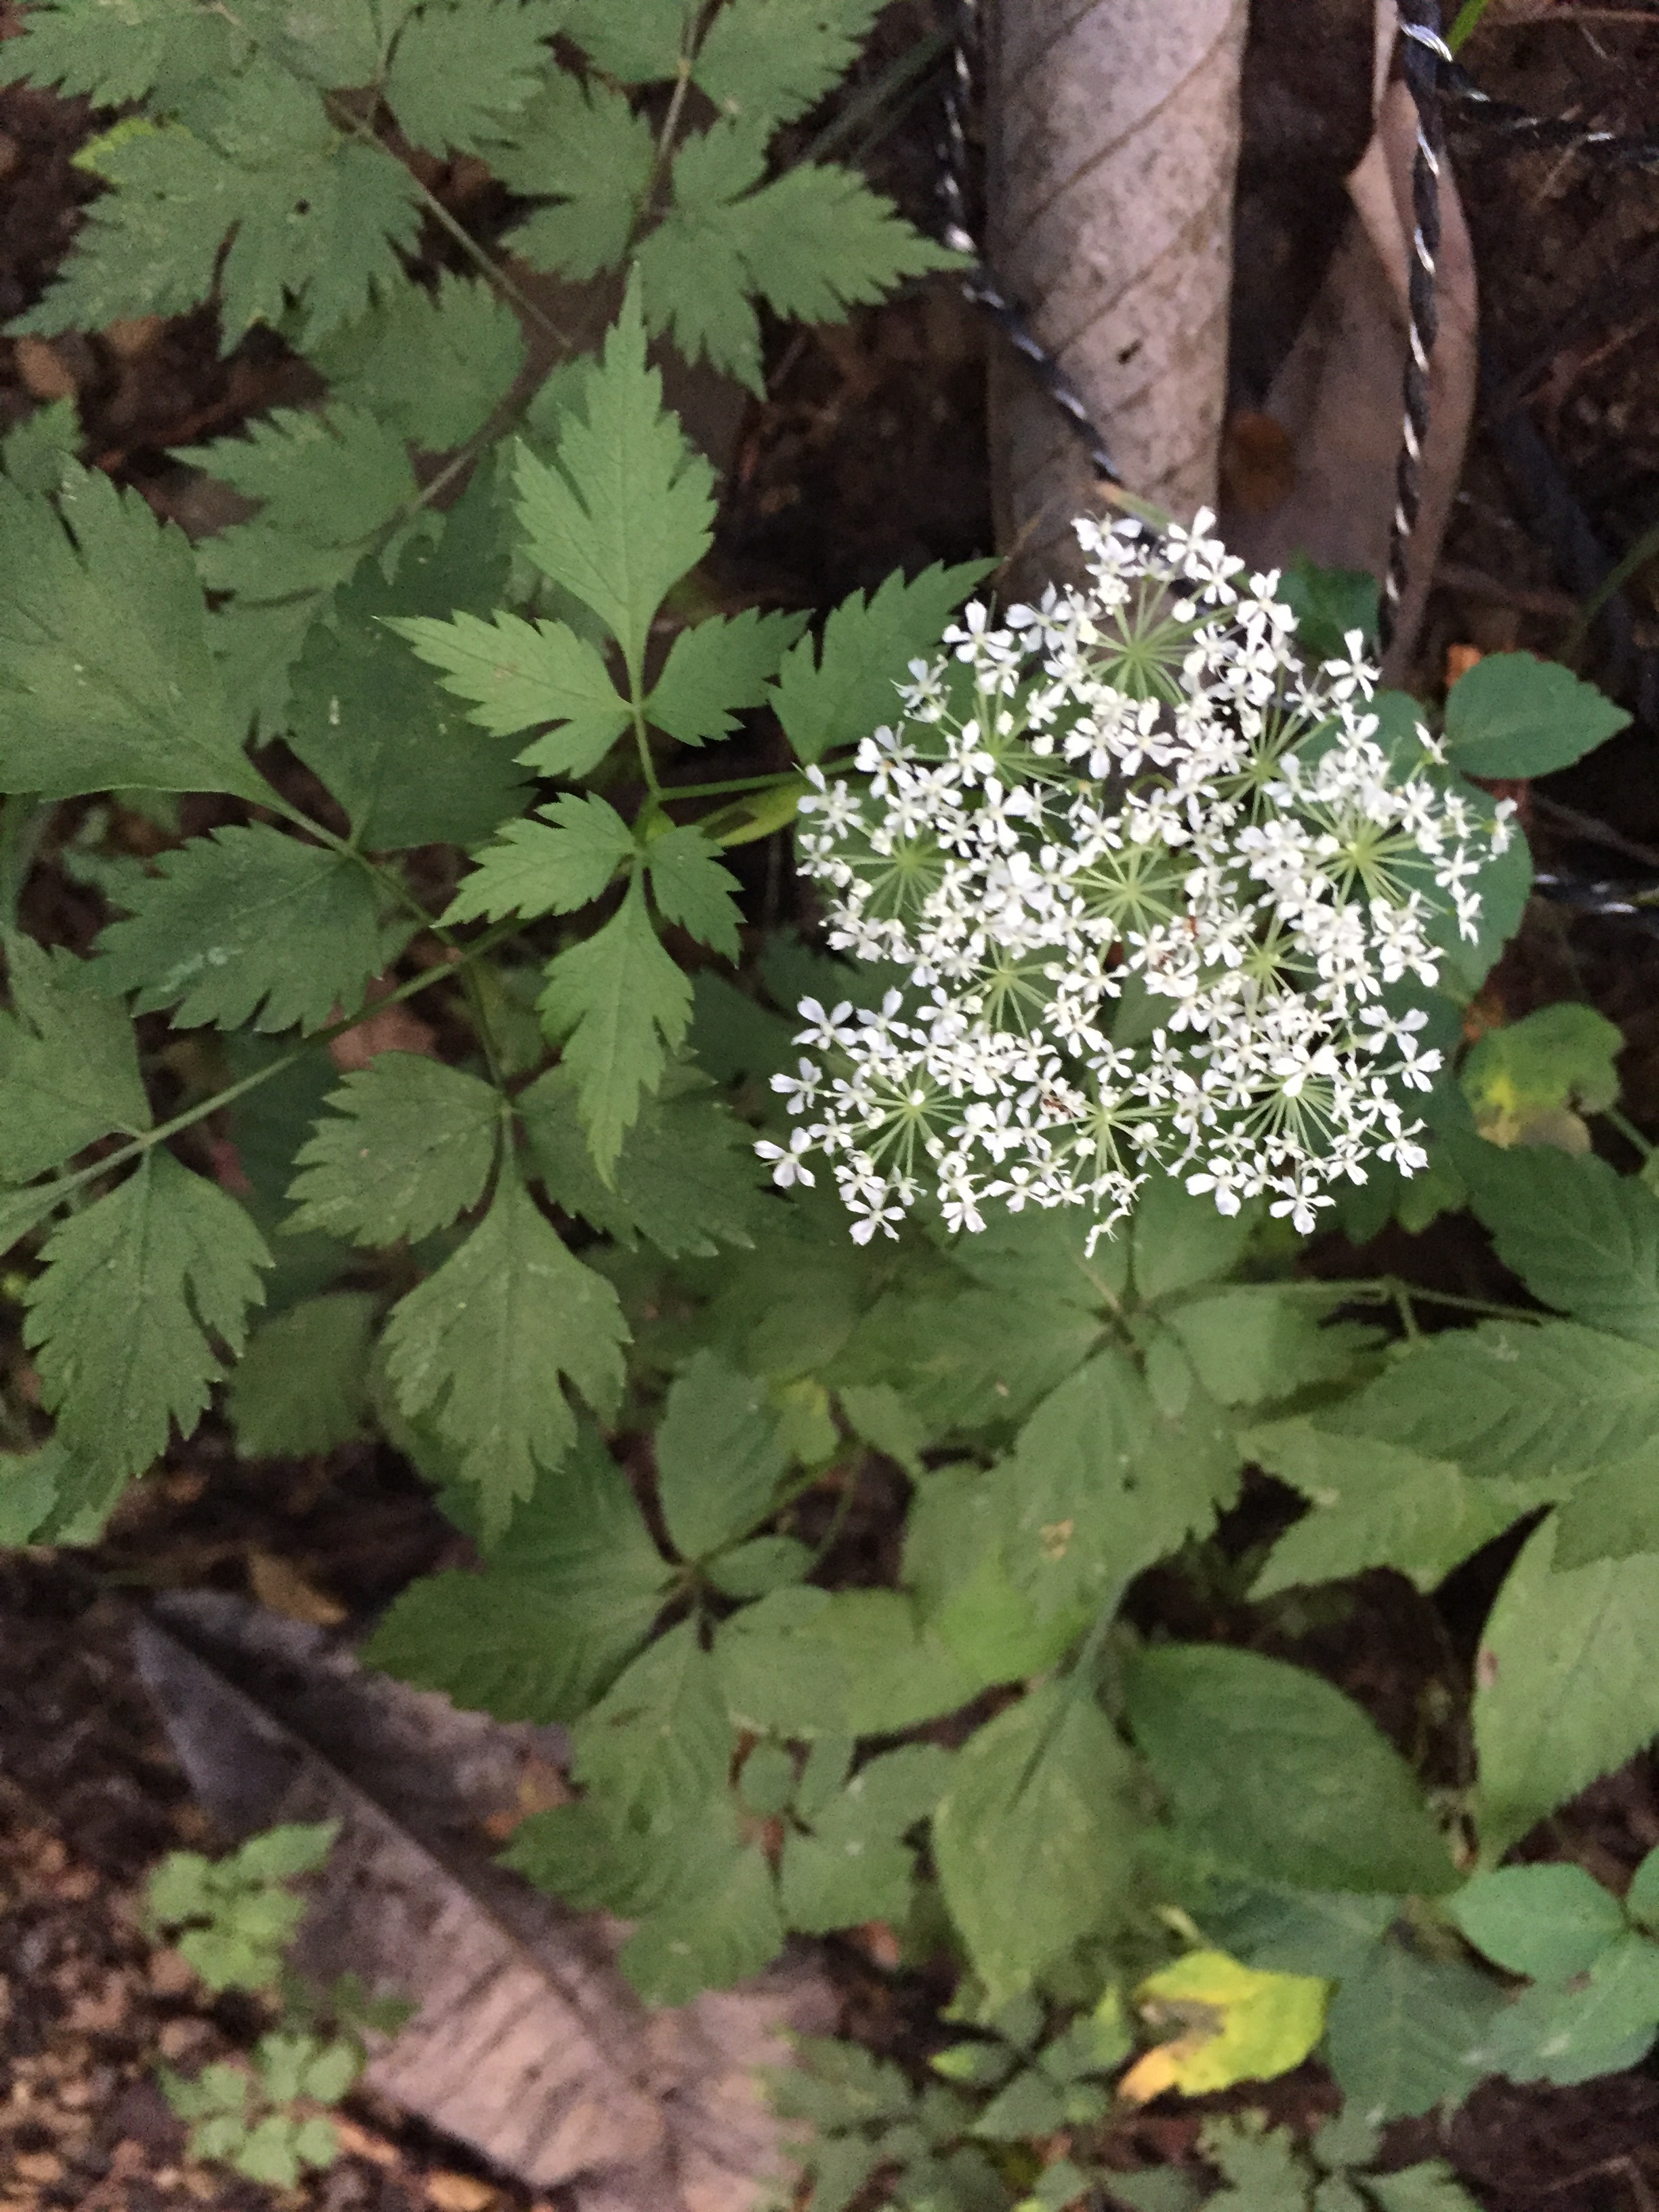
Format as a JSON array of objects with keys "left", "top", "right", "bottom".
[{"left": 771, "top": 512, "right": 1516, "bottom": 1243}]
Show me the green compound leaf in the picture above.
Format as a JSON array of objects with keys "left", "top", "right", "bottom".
[
  {"left": 18, "top": 68, "right": 423, "bottom": 348},
  {"left": 0, "top": 935, "right": 150, "bottom": 1184},
  {"left": 287, "top": 566, "right": 532, "bottom": 853},
  {"left": 1334, "top": 1316, "right": 1659, "bottom": 1490},
  {"left": 93, "top": 825, "right": 384, "bottom": 1036},
  {"left": 1474, "top": 1515, "right": 1659, "bottom": 1858},
  {"left": 226, "top": 1291, "right": 377, "bottom": 1459},
  {"left": 571, "top": 1618, "right": 732, "bottom": 1829},
  {"left": 636, "top": 129, "right": 959, "bottom": 390},
  {"left": 693, "top": 0, "right": 885, "bottom": 129},
  {"left": 644, "top": 827, "right": 743, "bottom": 960},
  {"left": 305, "top": 272, "right": 527, "bottom": 451},
  {"left": 1450, "top": 1862, "right": 1626, "bottom": 1984},
  {"left": 1459, "top": 1001, "right": 1622, "bottom": 1147},
  {"left": 1126, "top": 1644, "right": 1456, "bottom": 1896},
  {"left": 779, "top": 1744, "right": 952, "bottom": 1935},
  {"left": 178, "top": 405, "right": 417, "bottom": 606},
  {"left": 1458, "top": 1142, "right": 1659, "bottom": 1348},
  {"left": 0, "top": 468, "right": 257, "bottom": 800},
  {"left": 495, "top": 74, "right": 655, "bottom": 283},
  {"left": 1443, "top": 652, "right": 1629, "bottom": 779},
  {"left": 390, "top": 609, "right": 630, "bottom": 767},
  {"left": 285, "top": 1056, "right": 501, "bottom": 1246},
  {"left": 24, "top": 1150, "right": 269, "bottom": 1482},
  {"left": 382, "top": 1170, "right": 626, "bottom": 1540},
  {"left": 769, "top": 559, "right": 996, "bottom": 764},
  {"left": 1, "top": 0, "right": 244, "bottom": 104},
  {"left": 448, "top": 794, "right": 636, "bottom": 926},
  {"left": 933, "top": 1679, "right": 1143, "bottom": 2005},
  {"left": 522, "top": 1062, "right": 762, "bottom": 1256},
  {"left": 364, "top": 1425, "right": 670, "bottom": 1721},
  {"left": 717, "top": 1585, "right": 979, "bottom": 1738},
  {"left": 1553, "top": 1455, "right": 1659, "bottom": 1571},
  {"left": 654, "top": 1349, "right": 787, "bottom": 1561},
  {"left": 645, "top": 607, "right": 808, "bottom": 743},
  {"left": 382, "top": 0, "right": 564, "bottom": 155},
  {"left": 512, "top": 287, "right": 716, "bottom": 672},
  {"left": 1245, "top": 1418, "right": 1549, "bottom": 1598},
  {"left": 537, "top": 875, "right": 693, "bottom": 1178},
  {"left": 974, "top": 1346, "right": 1237, "bottom": 1626}
]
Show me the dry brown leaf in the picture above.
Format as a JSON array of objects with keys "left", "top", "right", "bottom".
[
  {"left": 133, "top": 1594, "right": 835, "bottom": 2211},
  {"left": 329, "top": 983, "right": 438, "bottom": 1072},
  {"left": 246, "top": 1550, "right": 348, "bottom": 1627},
  {"left": 14, "top": 336, "right": 76, "bottom": 400},
  {"left": 426, "top": 2175, "right": 498, "bottom": 2211},
  {"left": 1219, "top": 0, "right": 1478, "bottom": 676}
]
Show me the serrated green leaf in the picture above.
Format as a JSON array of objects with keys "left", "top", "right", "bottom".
[
  {"left": 305, "top": 272, "right": 527, "bottom": 450},
  {"left": 226, "top": 1291, "right": 377, "bottom": 1459},
  {"left": 390, "top": 608, "right": 630, "bottom": 766},
  {"left": 537, "top": 875, "right": 692, "bottom": 1176},
  {"left": 3, "top": 0, "right": 243, "bottom": 104},
  {"left": 1322, "top": 1938, "right": 1498, "bottom": 2123},
  {"left": 496, "top": 72, "right": 655, "bottom": 282},
  {"left": 1164, "top": 1288, "right": 1379, "bottom": 1407},
  {"left": 562, "top": 0, "right": 686, "bottom": 79},
  {"left": 933, "top": 1680, "right": 1143, "bottom": 2004},
  {"left": 1443, "top": 653, "right": 1629, "bottom": 779},
  {"left": 1475, "top": 1516, "right": 1659, "bottom": 1856},
  {"left": 617, "top": 1821, "right": 784, "bottom": 2003},
  {"left": 2, "top": 395, "right": 81, "bottom": 495},
  {"left": 382, "top": 1170, "right": 626, "bottom": 1539},
  {"left": 716, "top": 1584, "right": 979, "bottom": 1738},
  {"left": 285, "top": 1055, "right": 501, "bottom": 1245},
  {"left": 1458, "top": 1142, "right": 1659, "bottom": 1346},
  {"left": 644, "top": 827, "right": 742, "bottom": 959},
  {"left": 692, "top": 0, "right": 884, "bottom": 127},
  {"left": 780, "top": 1742, "right": 951, "bottom": 1934},
  {"left": 512, "top": 288, "right": 715, "bottom": 671},
  {"left": 1450, "top": 1862, "right": 1626, "bottom": 1983},
  {"left": 769, "top": 560, "right": 997, "bottom": 764},
  {"left": 1246, "top": 1418, "right": 1549, "bottom": 1597},
  {"left": 449, "top": 793, "right": 636, "bottom": 925},
  {"left": 655, "top": 1349, "right": 787, "bottom": 1559},
  {"left": 16, "top": 67, "right": 423, "bottom": 348},
  {"left": 1332, "top": 1317, "right": 1659, "bottom": 1486},
  {"left": 572, "top": 1616, "right": 731, "bottom": 1822},
  {"left": 179, "top": 405, "right": 418, "bottom": 604},
  {"left": 1459, "top": 1000, "right": 1622, "bottom": 1147},
  {"left": 975, "top": 1347, "right": 1237, "bottom": 1624},
  {"left": 1126, "top": 1644, "right": 1455, "bottom": 1895},
  {"left": 646, "top": 607, "right": 808, "bottom": 743},
  {"left": 0, "top": 468, "right": 255, "bottom": 800},
  {"left": 904, "top": 1468, "right": 1084, "bottom": 1683},
  {"left": 1552, "top": 1454, "right": 1659, "bottom": 1570},
  {"left": 522, "top": 1061, "right": 761, "bottom": 1256},
  {"left": 287, "top": 564, "right": 532, "bottom": 851},
  {"left": 363, "top": 1424, "right": 669, "bottom": 1719},
  {"left": 636, "top": 129, "right": 959, "bottom": 389},
  {"left": 0, "top": 935, "right": 149, "bottom": 1183},
  {"left": 93, "top": 825, "right": 384, "bottom": 1035},
  {"left": 1132, "top": 1171, "right": 1254, "bottom": 1302},
  {"left": 24, "top": 1151, "right": 269, "bottom": 1480},
  {"left": 383, "top": 0, "right": 563, "bottom": 155}
]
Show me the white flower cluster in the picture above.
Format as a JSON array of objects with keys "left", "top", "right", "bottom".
[{"left": 760, "top": 512, "right": 1515, "bottom": 1244}]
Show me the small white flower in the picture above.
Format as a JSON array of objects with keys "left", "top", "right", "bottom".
[{"left": 759, "top": 514, "right": 1511, "bottom": 1243}]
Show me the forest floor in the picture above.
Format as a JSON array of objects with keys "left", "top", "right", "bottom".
[{"left": 5, "top": 3, "right": 1659, "bottom": 2209}]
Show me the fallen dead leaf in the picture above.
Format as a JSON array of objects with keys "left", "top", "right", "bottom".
[
  {"left": 13, "top": 335, "right": 75, "bottom": 400},
  {"left": 427, "top": 2174, "right": 499, "bottom": 2211},
  {"left": 329, "top": 983, "right": 438, "bottom": 1071},
  {"left": 247, "top": 1549, "right": 349, "bottom": 1627}
]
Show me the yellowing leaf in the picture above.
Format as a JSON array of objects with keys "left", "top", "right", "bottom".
[{"left": 1120, "top": 1949, "right": 1328, "bottom": 2103}]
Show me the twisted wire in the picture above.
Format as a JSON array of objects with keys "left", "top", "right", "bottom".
[
  {"left": 936, "top": 0, "right": 1122, "bottom": 485},
  {"left": 1441, "top": 59, "right": 1659, "bottom": 169}
]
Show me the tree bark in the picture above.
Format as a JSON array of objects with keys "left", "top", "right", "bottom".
[{"left": 985, "top": 0, "right": 1249, "bottom": 594}]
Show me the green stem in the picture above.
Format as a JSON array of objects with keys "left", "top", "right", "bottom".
[
  {"left": 1560, "top": 517, "right": 1659, "bottom": 662},
  {"left": 661, "top": 771, "right": 802, "bottom": 802},
  {"left": 1273, "top": 1276, "right": 1528, "bottom": 1322},
  {"left": 1446, "top": 0, "right": 1494, "bottom": 49},
  {"left": 11, "top": 921, "right": 522, "bottom": 1221},
  {"left": 1603, "top": 1105, "right": 1655, "bottom": 1161}
]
